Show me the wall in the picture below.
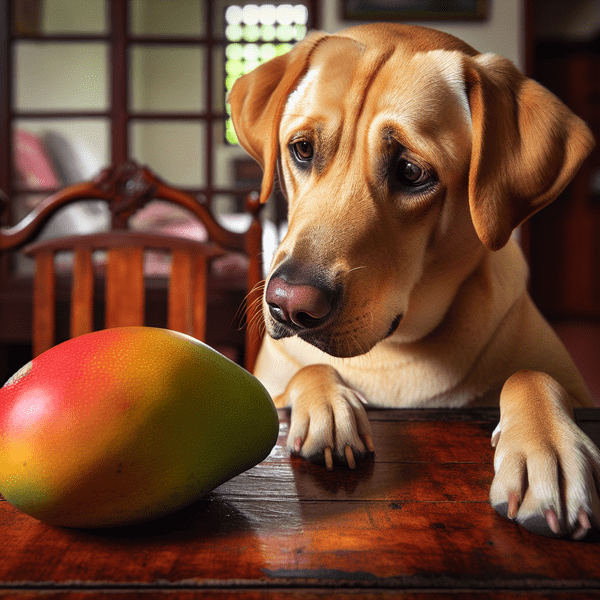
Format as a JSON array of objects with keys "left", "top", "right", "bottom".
[
  {"left": 13, "top": 0, "right": 109, "bottom": 182},
  {"left": 322, "top": 0, "right": 524, "bottom": 69},
  {"left": 129, "top": 0, "right": 209, "bottom": 189}
]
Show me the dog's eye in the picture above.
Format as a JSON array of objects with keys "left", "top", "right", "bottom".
[
  {"left": 396, "top": 159, "right": 430, "bottom": 186},
  {"left": 291, "top": 141, "right": 314, "bottom": 162}
]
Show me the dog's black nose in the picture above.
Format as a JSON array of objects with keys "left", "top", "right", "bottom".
[{"left": 265, "top": 275, "right": 335, "bottom": 329}]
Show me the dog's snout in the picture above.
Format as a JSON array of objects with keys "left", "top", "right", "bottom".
[{"left": 266, "top": 276, "right": 335, "bottom": 330}]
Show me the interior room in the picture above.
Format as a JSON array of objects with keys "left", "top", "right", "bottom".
[
  {"left": 0, "top": 0, "right": 599, "bottom": 402},
  {"left": 3, "top": 0, "right": 600, "bottom": 593}
]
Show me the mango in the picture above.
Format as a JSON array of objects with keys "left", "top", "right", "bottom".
[{"left": 0, "top": 327, "right": 278, "bottom": 528}]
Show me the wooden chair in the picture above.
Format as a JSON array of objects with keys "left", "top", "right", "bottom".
[{"left": 0, "top": 162, "right": 264, "bottom": 372}]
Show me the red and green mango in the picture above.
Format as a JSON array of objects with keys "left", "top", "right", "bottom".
[{"left": 0, "top": 327, "right": 278, "bottom": 528}]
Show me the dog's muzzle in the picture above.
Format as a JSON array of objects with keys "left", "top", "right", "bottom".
[
  {"left": 264, "top": 261, "right": 404, "bottom": 356},
  {"left": 264, "top": 259, "right": 341, "bottom": 343},
  {"left": 265, "top": 276, "right": 336, "bottom": 332}
]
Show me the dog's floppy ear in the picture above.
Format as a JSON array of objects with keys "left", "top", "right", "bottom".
[
  {"left": 465, "top": 54, "right": 594, "bottom": 250},
  {"left": 228, "top": 31, "right": 328, "bottom": 203}
]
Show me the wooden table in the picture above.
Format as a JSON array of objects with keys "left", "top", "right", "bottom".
[{"left": 1, "top": 408, "right": 600, "bottom": 598}]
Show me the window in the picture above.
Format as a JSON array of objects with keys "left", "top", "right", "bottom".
[
  {"left": 0, "top": 0, "right": 319, "bottom": 254},
  {"left": 0, "top": 0, "right": 321, "bottom": 378},
  {"left": 224, "top": 3, "right": 309, "bottom": 144}
]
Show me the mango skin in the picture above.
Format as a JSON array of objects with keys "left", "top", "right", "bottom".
[{"left": 0, "top": 327, "right": 279, "bottom": 528}]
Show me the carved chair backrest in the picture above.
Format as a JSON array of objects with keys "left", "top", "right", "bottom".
[{"left": 0, "top": 163, "right": 264, "bottom": 372}]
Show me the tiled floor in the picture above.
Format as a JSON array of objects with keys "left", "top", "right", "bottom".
[{"left": 552, "top": 321, "right": 600, "bottom": 406}]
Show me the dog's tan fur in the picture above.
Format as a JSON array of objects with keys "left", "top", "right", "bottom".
[{"left": 229, "top": 24, "right": 600, "bottom": 539}]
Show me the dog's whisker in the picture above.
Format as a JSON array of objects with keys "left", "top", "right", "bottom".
[
  {"left": 236, "top": 280, "right": 266, "bottom": 334},
  {"left": 347, "top": 266, "right": 368, "bottom": 275}
]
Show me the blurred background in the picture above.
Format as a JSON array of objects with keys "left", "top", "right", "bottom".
[{"left": 0, "top": 0, "right": 599, "bottom": 400}]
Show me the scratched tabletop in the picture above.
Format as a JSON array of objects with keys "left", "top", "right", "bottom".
[{"left": 1, "top": 408, "right": 600, "bottom": 598}]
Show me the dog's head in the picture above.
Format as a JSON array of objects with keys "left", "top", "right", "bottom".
[{"left": 229, "top": 24, "right": 594, "bottom": 358}]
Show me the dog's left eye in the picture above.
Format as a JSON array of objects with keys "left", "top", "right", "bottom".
[
  {"left": 291, "top": 141, "right": 314, "bottom": 163},
  {"left": 396, "top": 159, "right": 431, "bottom": 187}
]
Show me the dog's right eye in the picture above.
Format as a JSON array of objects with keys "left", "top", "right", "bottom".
[
  {"left": 291, "top": 141, "right": 314, "bottom": 163},
  {"left": 391, "top": 157, "right": 437, "bottom": 195},
  {"left": 396, "top": 159, "right": 429, "bottom": 186}
]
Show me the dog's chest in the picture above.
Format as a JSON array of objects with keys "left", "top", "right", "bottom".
[{"left": 278, "top": 335, "right": 491, "bottom": 408}]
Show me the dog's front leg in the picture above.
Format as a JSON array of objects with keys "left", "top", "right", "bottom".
[
  {"left": 489, "top": 370, "right": 600, "bottom": 539},
  {"left": 274, "top": 364, "right": 374, "bottom": 470}
]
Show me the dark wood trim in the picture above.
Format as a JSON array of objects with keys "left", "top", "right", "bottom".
[
  {"left": 12, "top": 110, "right": 110, "bottom": 119},
  {"left": 13, "top": 111, "right": 229, "bottom": 120},
  {"left": 129, "top": 36, "right": 230, "bottom": 46},
  {"left": 110, "top": 0, "right": 128, "bottom": 165},
  {"left": 523, "top": 0, "right": 535, "bottom": 78},
  {"left": 0, "top": 0, "right": 10, "bottom": 201},
  {"left": 204, "top": 0, "right": 214, "bottom": 206},
  {"left": 11, "top": 34, "right": 110, "bottom": 42},
  {"left": 128, "top": 112, "right": 227, "bottom": 120},
  {"left": 311, "top": 0, "right": 321, "bottom": 28},
  {"left": 0, "top": 0, "right": 10, "bottom": 281}
]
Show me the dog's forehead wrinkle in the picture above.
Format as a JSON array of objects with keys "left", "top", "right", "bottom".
[
  {"left": 285, "top": 43, "right": 395, "bottom": 131},
  {"left": 367, "top": 49, "right": 472, "bottom": 135},
  {"left": 349, "top": 46, "right": 396, "bottom": 107}
]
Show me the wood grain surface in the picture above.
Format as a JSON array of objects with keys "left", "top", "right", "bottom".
[{"left": 1, "top": 408, "right": 599, "bottom": 598}]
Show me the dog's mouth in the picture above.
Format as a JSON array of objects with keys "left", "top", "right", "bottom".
[
  {"left": 299, "top": 313, "right": 403, "bottom": 357},
  {"left": 267, "top": 311, "right": 404, "bottom": 358}
]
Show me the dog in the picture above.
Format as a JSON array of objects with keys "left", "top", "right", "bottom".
[{"left": 229, "top": 23, "right": 599, "bottom": 540}]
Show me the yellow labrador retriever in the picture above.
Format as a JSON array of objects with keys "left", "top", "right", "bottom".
[{"left": 229, "top": 23, "right": 599, "bottom": 539}]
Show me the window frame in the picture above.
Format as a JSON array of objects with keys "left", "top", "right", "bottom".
[{"left": 0, "top": 0, "right": 320, "bottom": 280}]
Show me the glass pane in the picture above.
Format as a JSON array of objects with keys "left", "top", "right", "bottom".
[
  {"left": 129, "top": 121, "right": 205, "bottom": 188},
  {"left": 215, "top": 1, "right": 309, "bottom": 35},
  {"left": 13, "top": 118, "right": 110, "bottom": 188},
  {"left": 14, "top": 42, "right": 109, "bottom": 112},
  {"left": 212, "top": 47, "right": 226, "bottom": 112},
  {"left": 222, "top": 3, "right": 309, "bottom": 143},
  {"left": 211, "top": 121, "right": 252, "bottom": 187},
  {"left": 130, "top": 0, "right": 205, "bottom": 36},
  {"left": 13, "top": 0, "right": 108, "bottom": 35},
  {"left": 130, "top": 46, "right": 206, "bottom": 113}
]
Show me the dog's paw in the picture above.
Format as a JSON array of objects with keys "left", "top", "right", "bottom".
[
  {"left": 489, "top": 411, "right": 600, "bottom": 540},
  {"left": 285, "top": 367, "right": 374, "bottom": 470}
]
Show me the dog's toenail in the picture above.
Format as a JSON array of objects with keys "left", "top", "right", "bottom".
[{"left": 545, "top": 509, "right": 560, "bottom": 534}]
